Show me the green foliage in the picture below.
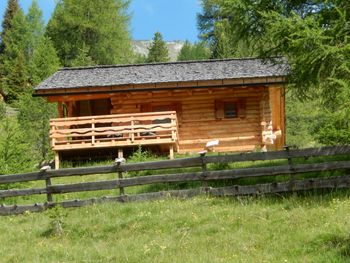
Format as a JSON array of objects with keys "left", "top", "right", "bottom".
[
  {"left": 0, "top": 100, "right": 5, "bottom": 120},
  {"left": 17, "top": 91, "right": 57, "bottom": 162},
  {"left": 29, "top": 36, "right": 60, "bottom": 85},
  {"left": 132, "top": 53, "right": 147, "bottom": 64},
  {"left": 177, "top": 41, "right": 210, "bottom": 61},
  {"left": 0, "top": 9, "right": 30, "bottom": 102},
  {"left": 25, "top": 0, "right": 44, "bottom": 59},
  {"left": 285, "top": 93, "right": 320, "bottom": 148},
  {"left": 314, "top": 109, "right": 350, "bottom": 146},
  {"left": 198, "top": 0, "right": 350, "bottom": 145},
  {"left": 46, "top": 0, "right": 133, "bottom": 66},
  {"left": 0, "top": 117, "right": 35, "bottom": 174},
  {"left": 70, "top": 44, "right": 96, "bottom": 67},
  {"left": 146, "top": 32, "right": 169, "bottom": 63},
  {"left": 0, "top": 0, "right": 20, "bottom": 54},
  {"left": 45, "top": 205, "right": 68, "bottom": 237}
]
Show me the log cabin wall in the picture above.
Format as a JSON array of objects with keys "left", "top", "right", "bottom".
[
  {"left": 48, "top": 84, "right": 285, "bottom": 154},
  {"left": 107, "top": 85, "right": 282, "bottom": 153}
]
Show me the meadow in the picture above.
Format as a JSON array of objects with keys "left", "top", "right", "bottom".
[{"left": 1, "top": 191, "right": 350, "bottom": 262}]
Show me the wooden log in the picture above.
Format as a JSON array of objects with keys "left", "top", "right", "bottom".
[
  {"left": 209, "top": 175, "right": 350, "bottom": 196},
  {"left": 2, "top": 174, "right": 350, "bottom": 216},
  {"left": 21, "top": 160, "right": 350, "bottom": 197},
  {"left": 1, "top": 146, "right": 350, "bottom": 185},
  {"left": 0, "top": 187, "right": 47, "bottom": 198}
]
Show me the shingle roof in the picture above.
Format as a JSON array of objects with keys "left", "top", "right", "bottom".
[{"left": 35, "top": 57, "right": 289, "bottom": 91}]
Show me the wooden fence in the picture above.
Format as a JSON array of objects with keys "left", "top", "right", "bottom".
[{"left": 1, "top": 145, "right": 350, "bottom": 215}]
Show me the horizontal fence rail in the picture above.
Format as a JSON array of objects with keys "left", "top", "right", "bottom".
[{"left": 1, "top": 145, "right": 350, "bottom": 215}]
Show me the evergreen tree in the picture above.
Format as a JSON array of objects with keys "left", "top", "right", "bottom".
[
  {"left": 211, "top": 20, "right": 235, "bottom": 59},
  {"left": 70, "top": 44, "right": 96, "bottom": 67},
  {"left": 177, "top": 40, "right": 210, "bottom": 61},
  {"left": 146, "top": 32, "right": 169, "bottom": 63},
  {"left": 0, "top": 9, "right": 29, "bottom": 102},
  {"left": 0, "top": 0, "right": 20, "bottom": 54},
  {"left": 0, "top": 117, "right": 35, "bottom": 174},
  {"left": 29, "top": 36, "right": 60, "bottom": 85},
  {"left": 17, "top": 91, "right": 57, "bottom": 162},
  {"left": 177, "top": 41, "right": 192, "bottom": 61},
  {"left": 25, "top": 0, "right": 44, "bottom": 59},
  {"left": 46, "top": 0, "right": 133, "bottom": 66},
  {"left": 197, "top": 0, "right": 350, "bottom": 146}
]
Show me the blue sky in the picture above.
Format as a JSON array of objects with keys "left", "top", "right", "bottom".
[{"left": 0, "top": 0, "right": 202, "bottom": 42}]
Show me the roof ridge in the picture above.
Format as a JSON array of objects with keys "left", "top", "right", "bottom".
[{"left": 60, "top": 57, "right": 284, "bottom": 71}]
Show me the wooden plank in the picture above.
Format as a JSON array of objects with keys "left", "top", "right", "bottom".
[
  {"left": 2, "top": 174, "right": 350, "bottom": 216},
  {"left": 10, "top": 160, "right": 347, "bottom": 197},
  {"left": 1, "top": 146, "right": 350, "bottom": 185},
  {"left": 0, "top": 187, "right": 47, "bottom": 198},
  {"left": 210, "top": 175, "right": 350, "bottom": 196}
]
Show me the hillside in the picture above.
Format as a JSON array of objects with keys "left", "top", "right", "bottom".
[
  {"left": 132, "top": 40, "right": 185, "bottom": 61},
  {"left": 1, "top": 195, "right": 350, "bottom": 262}
]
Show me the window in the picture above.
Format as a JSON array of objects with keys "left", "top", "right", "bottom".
[
  {"left": 224, "top": 102, "right": 237, "bottom": 118},
  {"left": 215, "top": 99, "right": 246, "bottom": 120}
]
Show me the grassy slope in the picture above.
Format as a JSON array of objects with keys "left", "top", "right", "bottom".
[{"left": 1, "top": 193, "right": 350, "bottom": 262}]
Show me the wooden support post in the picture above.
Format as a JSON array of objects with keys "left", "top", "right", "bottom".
[
  {"left": 45, "top": 178, "right": 53, "bottom": 203},
  {"left": 54, "top": 152, "right": 60, "bottom": 170},
  {"left": 169, "top": 145, "right": 174, "bottom": 159},
  {"left": 118, "top": 148, "right": 124, "bottom": 158}
]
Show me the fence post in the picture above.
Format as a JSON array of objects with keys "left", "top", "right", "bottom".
[
  {"left": 115, "top": 158, "right": 126, "bottom": 196},
  {"left": 284, "top": 145, "right": 295, "bottom": 191},
  {"left": 199, "top": 151, "right": 208, "bottom": 193},
  {"left": 41, "top": 166, "right": 53, "bottom": 203}
]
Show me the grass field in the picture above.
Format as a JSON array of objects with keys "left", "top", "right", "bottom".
[{"left": 1, "top": 191, "right": 350, "bottom": 262}]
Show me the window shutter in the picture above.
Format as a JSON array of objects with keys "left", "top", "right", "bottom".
[
  {"left": 215, "top": 100, "right": 224, "bottom": 119},
  {"left": 237, "top": 99, "right": 246, "bottom": 119}
]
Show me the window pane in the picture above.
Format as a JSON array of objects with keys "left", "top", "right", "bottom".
[{"left": 224, "top": 103, "right": 237, "bottom": 118}]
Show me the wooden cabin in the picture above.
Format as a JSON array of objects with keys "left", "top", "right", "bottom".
[{"left": 34, "top": 58, "right": 289, "bottom": 168}]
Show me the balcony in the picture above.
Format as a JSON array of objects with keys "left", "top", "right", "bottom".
[{"left": 50, "top": 111, "right": 179, "bottom": 167}]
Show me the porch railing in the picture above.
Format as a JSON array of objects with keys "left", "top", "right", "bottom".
[{"left": 50, "top": 111, "right": 179, "bottom": 152}]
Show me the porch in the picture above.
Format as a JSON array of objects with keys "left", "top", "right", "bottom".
[{"left": 50, "top": 111, "right": 179, "bottom": 168}]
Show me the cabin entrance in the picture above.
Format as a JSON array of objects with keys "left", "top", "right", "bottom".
[{"left": 74, "top": 99, "right": 112, "bottom": 117}]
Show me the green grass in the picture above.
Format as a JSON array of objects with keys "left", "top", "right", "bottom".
[{"left": 1, "top": 193, "right": 350, "bottom": 262}]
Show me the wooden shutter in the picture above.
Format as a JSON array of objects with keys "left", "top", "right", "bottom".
[
  {"left": 215, "top": 100, "right": 224, "bottom": 119},
  {"left": 237, "top": 99, "right": 246, "bottom": 119}
]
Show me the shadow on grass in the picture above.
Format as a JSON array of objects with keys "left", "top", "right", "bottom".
[{"left": 313, "top": 233, "right": 350, "bottom": 258}]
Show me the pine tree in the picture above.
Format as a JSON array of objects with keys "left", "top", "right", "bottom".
[
  {"left": 29, "top": 36, "right": 60, "bottom": 85},
  {"left": 0, "top": 9, "right": 29, "bottom": 102},
  {"left": 0, "top": 0, "right": 20, "bottom": 54},
  {"left": 70, "top": 44, "right": 96, "bottom": 67},
  {"left": 25, "top": 0, "right": 45, "bottom": 59},
  {"left": 46, "top": 0, "right": 133, "bottom": 66},
  {"left": 177, "top": 41, "right": 192, "bottom": 61},
  {"left": 177, "top": 40, "right": 210, "bottom": 61},
  {"left": 146, "top": 32, "right": 169, "bottom": 63}
]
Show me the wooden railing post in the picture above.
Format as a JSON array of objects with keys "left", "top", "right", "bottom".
[
  {"left": 131, "top": 117, "right": 135, "bottom": 143},
  {"left": 91, "top": 119, "right": 95, "bottom": 145}
]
